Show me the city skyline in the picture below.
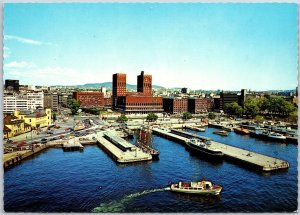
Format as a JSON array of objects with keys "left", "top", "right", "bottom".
[{"left": 3, "top": 3, "right": 298, "bottom": 91}]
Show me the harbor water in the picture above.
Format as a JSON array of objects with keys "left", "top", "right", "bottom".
[{"left": 4, "top": 127, "right": 298, "bottom": 212}]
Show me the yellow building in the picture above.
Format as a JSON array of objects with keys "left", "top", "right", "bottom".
[
  {"left": 14, "top": 108, "right": 52, "bottom": 129},
  {"left": 3, "top": 115, "right": 31, "bottom": 139}
]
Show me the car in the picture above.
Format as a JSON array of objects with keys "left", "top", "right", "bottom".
[
  {"left": 6, "top": 139, "right": 13, "bottom": 144},
  {"left": 41, "top": 138, "right": 47, "bottom": 142}
]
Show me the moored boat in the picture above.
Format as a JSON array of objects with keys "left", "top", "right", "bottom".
[
  {"left": 169, "top": 180, "right": 222, "bottom": 195},
  {"left": 267, "top": 132, "right": 286, "bottom": 141},
  {"left": 187, "top": 138, "right": 223, "bottom": 157},
  {"left": 213, "top": 130, "right": 228, "bottom": 136},
  {"left": 233, "top": 127, "right": 250, "bottom": 135}
]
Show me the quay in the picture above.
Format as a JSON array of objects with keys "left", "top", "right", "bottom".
[
  {"left": 152, "top": 128, "right": 289, "bottom": 172},
  {"left": 4, "top": 144, "right": 48, "bottom": 169},
  {"left": 152, "top": 128, "right": 189, "bottom": 145},
  {"left": 96, "top": 132, "right": 152, "bottom": 163}
]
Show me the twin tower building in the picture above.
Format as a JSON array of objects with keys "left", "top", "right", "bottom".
[{"left": 112, "top": 71, "right": 163, "bottom": 114}]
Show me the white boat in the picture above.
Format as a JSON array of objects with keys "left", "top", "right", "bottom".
[
  {"left": 170, "top": 180, "right": 222, "bottom": 195},
  {"left": 268, "top": 132, "right": 286, "bottom": 140},
  {"left": 187, "top": 138, "right": 223, "bottom": 157}
]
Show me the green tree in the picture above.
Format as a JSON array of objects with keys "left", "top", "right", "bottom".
[
  {"left": 282, "top": 101, "right": 295, "bottom": 116},
  {"left": 224, "top": 102, "right": 244, "bottom": 117},
  {"left": 208, "top": 112, "right": 216, "bottom": 120},
  {"left": 146, "top": 113, "right": 158, "bottom": 122},
  {"left": 182, "top": 112, "right": 193, "bottom": 120},
  {"left": 289, "top": 110, "right": 298, "bottom": 123},
  {"left": 117, "top": 114, "right": 128, "bottom": 123},
  {"left": 52, "top": 112, "right": 57, "bottom": 122},
  {"left": 255, "top": 115, "right": 265, "bottom": 122},
  {"left": 244, "top": 99, "right": 259, "bottom": 117},
  {"left": 69, "top": 99, "right": 80, "bottom": 115}
]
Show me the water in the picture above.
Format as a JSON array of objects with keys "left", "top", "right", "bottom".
[{"left": 4, "top": 127, "right": 298, "bottom": 212}]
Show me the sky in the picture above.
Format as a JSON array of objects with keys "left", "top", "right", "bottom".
[{"left": 3, "top": 3, "right": 298, "bottom": 91}]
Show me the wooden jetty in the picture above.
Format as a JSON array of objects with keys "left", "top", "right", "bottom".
[{"left": 152, "top": 128, "right": 289, "bottom": 172}]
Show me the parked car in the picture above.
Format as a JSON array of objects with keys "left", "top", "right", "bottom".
[{"left": 41, "top": 138, "right": 47, "bottom": 142}]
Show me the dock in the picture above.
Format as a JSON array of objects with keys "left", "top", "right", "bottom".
[
  {"left": 96, "top": 132, "right": 152, "bottom": 163},
  {"left": 152, "top": 128, "right": 289, "bottom": 172},
  {"left": 152, "top": 128, "right": 189, "bottom": 145},
  {"left": 63, "top": 139, "right": 84, "bottom": 152}
]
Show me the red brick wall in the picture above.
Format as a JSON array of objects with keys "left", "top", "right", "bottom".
[
  {"left": 73, "top": 92, "right": 104, "bottom": 108},
  {"left": 173, "top": 98, "right": 188, "bottom": 113}
]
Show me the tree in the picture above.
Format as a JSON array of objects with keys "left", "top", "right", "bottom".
[
  {"left": 182, "top": 112, "right": 192, "bottom": 120},
  {"left": 255, "top": 115, "right": 265, "bottom": 122},
  {"left": 224, "top": 102, "right": 243, "bottom": 117},
  {"left": 69, "top": 99, "right": 80, "bottom": 115},
  {"left": 282, "top": 101, "right": 295, "bottom": 116},
  {"left": 146, "top": 113, "right": 158, "bottom": 122},
  {"left": 208, "top": 112, "right": 216, "bottom": 120},
  {"left": 52, "top": 112, "right": 57, "bottom": 122},
  {"left": 289, "top": 111, "right": 298, "bottom": 123},
  {"left": 244, "top": 99, "right": 259, "bottom": 117},
  {"left": 117, "top": 114, "right": 128, "bottom": 123}
]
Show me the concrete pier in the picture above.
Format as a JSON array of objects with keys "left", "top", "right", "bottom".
[
  {"left": 152, "top": 128, "right": 289, "bottom": 172},
  {"left": 152, "top": 128, "right": 189, "bottom": 145},
  {"left": 97, "top": 132, "right": 152, "bottom": 163}
]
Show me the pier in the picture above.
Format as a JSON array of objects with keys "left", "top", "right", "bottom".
[
  {"left": 63, "top": 140, "right": 84, "bottom": 152},
  {"left": 152, "top": 128, "right": 289, "bottom": 172},
  {"left": 96, "top": 132, "right": 152, "bottom": 163}
]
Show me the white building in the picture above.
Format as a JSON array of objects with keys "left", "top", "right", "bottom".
[{"left": 4, "top": 92, "right": 44, "bottom": 114}]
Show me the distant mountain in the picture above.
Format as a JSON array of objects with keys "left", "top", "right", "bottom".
[{"left": 51, "top": 82, "right": 164, "bottom": 90}]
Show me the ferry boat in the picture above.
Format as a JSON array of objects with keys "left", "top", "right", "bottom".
[
  {"left": 187, "top": 138, "right": 223, "bottom": 157},
  {"left": 233, "top": 127, "right": 250, "bottom": 135},
  {"left": 213, "top": 130, "right": 228, "bottom": 136},
  {"left": 169, "top": 180, "right": 222, "bottom": 195}
]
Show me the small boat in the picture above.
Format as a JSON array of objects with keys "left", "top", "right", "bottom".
[
  {"left": 233, "top": 127, "right": 250, "bottom": 135},
  {"left": 187, "top": 138, "right": 223, "bottom": 157},
  {"left": 222, "top": 126, "right": 233, "bottom": 132},
  {"left": 169, "top": 180, "right": 222, "bottom": 195},
  {"left": 213, "top": 130, "right": 228, "bottom": 136},
  {"left": 195, "top": 127, "right": 206, "bottom": 132},
  {"left": 268, "top": 132, "right": 286, "bottom": 140}
]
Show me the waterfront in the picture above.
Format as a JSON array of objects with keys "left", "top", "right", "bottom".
[{"left": 4, "top": 128, "right": 297, "bottom": 212}]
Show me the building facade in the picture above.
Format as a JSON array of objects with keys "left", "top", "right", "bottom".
[
  {"left": 163, "top": 98, "right": 188, "bottom": 114},
  {"left": 137, "top": 71, "right": 152, "bottom": 96},
  {"left": 188, "top": 98, "right": 211, "bottom": 113},
  {"left": 73, "top": 92, "right": 104, "bottom": 108},
  {"left": 3, "top": 92, "right": 44, "bottom": 114},
  {"left": 14, "top": 108, "right": 52, "bottom": 129},
  {"left": 116, "top": 95, "right": 163, "bottom": 114},
  {"left": 112, "top": 73, "right": 126, "bottom": 109},
  {"left": 5, "top": 79, "right": 19, "bottom": 92}
]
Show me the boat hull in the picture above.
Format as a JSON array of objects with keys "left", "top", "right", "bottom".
[
  {"left": 187, "top": 143, "right": 223, "bottom": 158},
  {"left": 170, "top": 185, "right": 222, "bottom": 195}
]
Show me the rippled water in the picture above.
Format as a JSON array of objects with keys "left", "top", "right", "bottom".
[{"left": 4, "top": 127, "right": 298, "bottom": 212}]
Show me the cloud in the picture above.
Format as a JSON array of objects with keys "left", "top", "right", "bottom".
[
  {"left": 3, "top": 47, "right": 11, "bottom": 58},
  {"left": 4, "top": 61, "right": 36, "bottom": 69},
  {"left": 4, "top": 65, "right": 97, "bottom": 86},
  {"left": 4, "top": 35, "right": 54, "bottom": 46}
]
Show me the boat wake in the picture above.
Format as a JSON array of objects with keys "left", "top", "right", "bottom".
[{"left": 92, "top": 187, "right": 169, "bottom": 212}]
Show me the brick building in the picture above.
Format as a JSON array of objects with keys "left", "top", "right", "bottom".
[
  {"left": 188, "top": 98, "right": 214, "bottom": 113},
  {"left": 104, "top": 96, "right": 112, "bottom": 109},
  {"left": 163, "top": 98, "right": 188, "bottom": 114},
  {"left": 137, "top": 71, "right": 152, "bottom": 95},
  {"left": 116, "top": 95, "right": 163, "bottom": 114},
  {"left": 73, "top": 92, "right": 104, "bottom": 108},
  {"left": 112, "top": 73, "right": 126, "bottom": 109},
  {"left": 113, "top": 71, "right": 163, "bottom": 114}
]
